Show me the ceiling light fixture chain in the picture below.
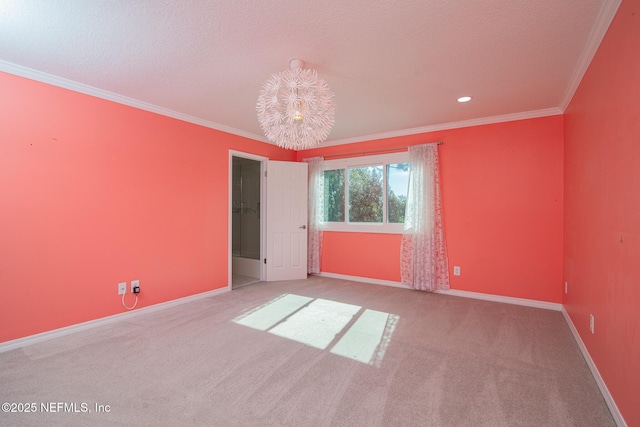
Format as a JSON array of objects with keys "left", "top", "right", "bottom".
[{"left": 256, "top": 58, "right": 335, "bottom": 150}]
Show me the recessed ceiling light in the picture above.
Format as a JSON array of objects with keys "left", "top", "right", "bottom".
[{"left": 457, "top": 96, "right": 472, "bottom": 103}]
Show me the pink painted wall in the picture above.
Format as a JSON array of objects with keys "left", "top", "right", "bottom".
[
  {"left": 563, "top": 0, "right": 640, "bottom": 425},
  {"left": 322, "top": 232, "right": 402, "bottom": 281},
  {"left": 0, "top": 72, "right": 295, "bottom": 343},
  {"left": 298, "top": 116, "right": 565, "bottom": 303}
]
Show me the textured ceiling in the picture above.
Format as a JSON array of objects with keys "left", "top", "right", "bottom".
[{"left": 0, "top": 0, "right": 620, "bottom": 147}]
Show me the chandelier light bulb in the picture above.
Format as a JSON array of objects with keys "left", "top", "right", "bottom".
[{"left": 256, "top": 58, "right": 336, "bottom": 150}]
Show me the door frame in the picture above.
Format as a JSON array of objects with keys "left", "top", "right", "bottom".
[{"left": 228, "top": 150, "right": 268, "bottom": 290}]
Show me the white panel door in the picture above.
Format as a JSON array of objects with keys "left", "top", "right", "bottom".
[{"left": 266, "top": 161, "right": 308, "bottom": 281}]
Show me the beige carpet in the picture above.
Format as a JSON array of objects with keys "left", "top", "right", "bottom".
[{"left": 0, "top": 276, "right": 615, "bottom": 426}]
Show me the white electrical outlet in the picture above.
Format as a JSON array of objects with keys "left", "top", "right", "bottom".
[
  {"left": 131, "top": 280, "right": 140, "bottom": 293},
  {"left": 564, "top": 281, "right": 568, "bottom": 294},
  {"left": 453, "top": 266, "right": 461, "bottom": 276},
  {"left": 118, "top": 282, "right": 127, "bottom": 295},
  {"left": 589, "top": 314, "right": 595, "bottom": 334}
]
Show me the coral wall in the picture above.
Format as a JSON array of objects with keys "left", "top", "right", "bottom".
[
  {"left": 0, "top": 72, "right": 295, "bottom": 343},
  {"left": 563, "top": 0, "right": 640, "bottom": 424},
  {"left": 298, "top": 116, "right": 564, "bottom": 303}
]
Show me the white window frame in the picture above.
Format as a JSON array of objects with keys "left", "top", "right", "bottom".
[{"left": 320, "top": 152, "right": 409, "bottom": 234}]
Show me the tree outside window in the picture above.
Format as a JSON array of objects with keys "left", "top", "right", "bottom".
[{"left": 322, "top": 159, "right": 409, "bottom": 228}]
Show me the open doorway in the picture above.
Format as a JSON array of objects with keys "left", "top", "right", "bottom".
[
  {"left": 231, "top": 156, "right": 261, "bottom": 288},
  {"left": 229, "top": 152, "right": 266, "bottom": 289},
  {"left": 228, "top": 152, "right": 309, "bottom": 289}
]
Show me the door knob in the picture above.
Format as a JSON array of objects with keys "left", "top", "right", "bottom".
[{"left": 299, "top": 225, "right": 307, "bottom": 229}]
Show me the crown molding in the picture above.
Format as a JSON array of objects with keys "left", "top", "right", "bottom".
[
  {"left": 0, "top": 60, "right": 268, "bottom": 143},
  {"left": 559, "top": 0, "right": 622, "bottom": 111},
  {"left": 3, "top": 55, "right": 590, "bottom": 150},
  {"left": 318, "top": 107, "right": 563, "bottom": 148}
]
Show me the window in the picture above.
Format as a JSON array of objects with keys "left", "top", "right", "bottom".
[
  {"left": 386, "top": 162, "right": 409, "bottom": 224},
  {"left": 323, "top": 169, "right": 345, "bottom": 222},
  {"left": 348, "top": 165, "right": 383, "bottom": 223},
  {"left": 320, "top": 153, "right": 409, "bottom": 233}
]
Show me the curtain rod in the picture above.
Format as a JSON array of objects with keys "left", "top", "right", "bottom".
[{"left": 317, "top": 141, "right": 443, "bottom": 160}]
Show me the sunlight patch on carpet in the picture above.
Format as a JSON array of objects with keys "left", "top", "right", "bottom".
[
  {"left": 330, "top": 308, "right": 398, "bottom": 366},
  {"left": 234, "top": 294, "right": 313, "bottom": 331},
  {"left": 233, "top": 294, "right": 399, "bottom": 366},
  {"left": 269, "top": 299, "right": 360, "bottom": 349}
]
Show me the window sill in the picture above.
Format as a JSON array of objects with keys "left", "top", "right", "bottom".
[{"left": 319, "top": 223, "right": 404, "bottom": 234}]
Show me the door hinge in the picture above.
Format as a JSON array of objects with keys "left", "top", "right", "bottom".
[
  {"left": 264, "top": 171, "right": 267, "bottom": 177},
  {"left": 264, "top": 258, "right": 267, "bottom": 264}
]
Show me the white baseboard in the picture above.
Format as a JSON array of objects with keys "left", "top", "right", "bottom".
[
  {"left": 0, "top": 287, "right": 229, "bottom": 354},
  {"left": 561, "top": 307, "right": 627, "bottom": 427},
  {"left": 316, "top": 272, "right": 410, "bottom": 289},
  {"left": 436, "top": 288, "right": 562, "bottom": 311},
  {"left": 316, "top": 272, "right": 562, "bottom": 311}
]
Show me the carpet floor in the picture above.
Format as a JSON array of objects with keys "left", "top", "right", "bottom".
[{"left": 0, "top": 276, "right": 615, "bottom": 426}]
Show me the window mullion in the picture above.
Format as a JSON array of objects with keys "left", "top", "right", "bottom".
[
  {"left": 382, "top": 163, "right": 388, "bottom": 225},
  {"left": 344, "top": 166, "right": 349, "bottom": 224}
]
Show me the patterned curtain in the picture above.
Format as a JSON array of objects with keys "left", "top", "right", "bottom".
[
  {"left": 305, "top": 157, "right": 324, "bottom": 274},
  {"left": 400, "top": 143, "right": 449, "bottom": 291}
]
